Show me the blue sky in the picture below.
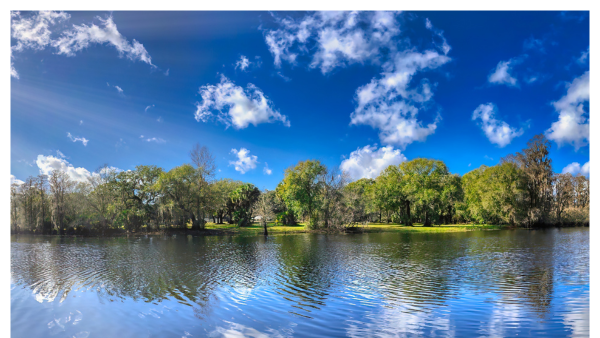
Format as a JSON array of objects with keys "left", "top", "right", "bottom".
[{"left": 10, "top": 11, "right": 590, "bottom": 189}]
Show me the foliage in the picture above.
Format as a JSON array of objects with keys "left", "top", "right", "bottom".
[
  {"left": 230, "top": 183, "right": 260, "bottom": 227},
  {"left": 9, "top": 135, "right": 589, "bottom": 234}
]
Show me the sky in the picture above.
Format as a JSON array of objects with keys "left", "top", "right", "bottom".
[{"left": 10, "top": 11, "right": 590, "bottom": 189}]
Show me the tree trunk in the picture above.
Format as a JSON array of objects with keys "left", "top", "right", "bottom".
[
  {"left": 424, "top": 210, "right": 432, "bottom": 227},
  {"left": 405, "top": 201, "right": 413, "bottom": 226},
  {"left": 190, "top": 212, "right": 201, "bottom": 231},
  {"left": 263, "top": 221, "right": 268, "bottom": 236}
]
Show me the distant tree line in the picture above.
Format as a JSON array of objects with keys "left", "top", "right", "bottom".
[{"left": 10, "top": 135, "right": 589, "bottom": 235}]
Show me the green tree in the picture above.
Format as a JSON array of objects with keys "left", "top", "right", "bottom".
[
  {"left": 277, "top": 160, "right": 327, "bottom": 229},
  {"left": 230, "top": 183, "right": 260, "bottom": 227},
  {"left": 399, "top": 158, "right": 450, "bottom": 226},
  {"left": 155, "top": 164, "right": 205, "bottom": 230}
]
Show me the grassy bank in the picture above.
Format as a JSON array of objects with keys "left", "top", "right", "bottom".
[
  {"left": 11, "top": 222, "right": 505, "bottom": 237},
  {"left": 204, "top": 222, "right": 503, "bottom": 235}
]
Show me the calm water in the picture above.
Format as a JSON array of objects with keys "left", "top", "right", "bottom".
[{"left": 11, "top": 228, "right": 589, "bottom": 337}]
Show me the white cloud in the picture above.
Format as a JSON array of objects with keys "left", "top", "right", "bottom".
[
  {"left": 195, "top": 75, "right": 290, "bottom": 129},
  {"left": 265, "top": 12, "right": 450, "bottom": 149},
  {"left": 263, "top": 163, "right": 272, "bottom": 175},
  {"left": 546, "top": 71, "right": 589, "bottom": 150},
  {"left": 52, "top": 16, "right": 154, "bottom": 67},
  {"left": 340, "top": 145, "right": 406, "bottom": 181},
  {"left": 11, "top": 12, "right": 155, "bottom": 75},
  {"left": 229, "top": 148, "right": 258, "bottom": 174},
  {"left": 488, "top": 57, "right": 523, "bottom": 87},
  {"left": 523, "top": 36, "right": 545, "bottom": 53},
  {"left": 157, "top": 116, "right": 163, "bottom": 122},
  {"left": 56, "top": 150, "right": 67, "bottom": 158},
  {"left": 114, "top": 85, "right": 124, "bottom": 94},
  {"left": 562, "top": 161, "right": 589, "bottom": 177},
  {"left": 35, "top": 155, "right": 92, "bottom": 183},
  {"left": 11, "top": 11, "right": 70, "bottom": 51},
  {"left": 11, "top": 175, "right": 25, "bottom": 185},
  {"left": 264, "top": 11, "right": 405, "bottom": 74},
  {"left": 79, "top": 120, "right": 83, "bottom": 125},
  {"left": 145, "top": 104, "right": 154, "bottom": 112},
  {"left": 145, "top": 137, "right": 165, "bottom": 143},
  {"left": 11, "top": 11, "right": 70, "bottom": 78},
  {"left": 276, "top": 72, "right": 291, "bottom": 82},
  {"left": 576, "top": 48, "right": 589, "bottom": 65},
  {"left": 425, "top": 18, "right": 451, "bottom": 55},
  {"left": 472, "top": 103, "right": 524, "bottom": 147},
  {"left": 350, "top": 50, "right": 450, "bottom": 148},
  {"left": 235, "top": 55, "right": 250, "bottom": 71},
  {"left": 67, "top": 132, "right": 89, "bottom": 146},
  {"left": 11, "top": 64, "right": 19, "bottom": 79}
]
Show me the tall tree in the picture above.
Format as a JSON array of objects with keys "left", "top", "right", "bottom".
[
  {"left": 254, "top": 190, "right": 276, "bottom": 235},
  {"left": 554, "top": 173, "right": 574, "bottom": 224},
  {"left": 400, "top": 159, "right": 450, "bottom": 226},
  {"left": 230, "top": 183, "right": 260, "bottom": 227},
  {"left": 277, "top": 160, "right": 327, "bottom": 228},
  {"left": 507, "top": 134, "right": 554, "bottom": 225},
  {"left": 49, "top": 170, "right": 74, "bottom": 233}
]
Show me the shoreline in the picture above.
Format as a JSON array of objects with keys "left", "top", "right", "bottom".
[{"left": 10, "top": 223, "right": 587, "bottom": 238}]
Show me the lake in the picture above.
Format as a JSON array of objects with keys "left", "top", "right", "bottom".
[{"left": 11, "top": 228, "right": 589, "bottom": 337}]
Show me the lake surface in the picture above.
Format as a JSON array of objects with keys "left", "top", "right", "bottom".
[{"left": 11, "top": 228, "right": 589, "bottom": 337}]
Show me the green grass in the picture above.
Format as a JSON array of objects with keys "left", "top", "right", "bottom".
[{"left": 203, "top": 222, "right": 502, "bottom": 234}]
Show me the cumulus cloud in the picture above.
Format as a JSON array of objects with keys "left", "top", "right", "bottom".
[
  {"left": 265, "top": 12, "right": 451, "bottom": 149},
  {"left": 11, "top": 175, "right": 25, "bottom": 185},
  {"left": 263, "top": 163, "right": 272, "bottom": 175},
  {"left": 235, "top": 55, "right": 250, "bottom": 71},
  {"left": 195, "top": 75, "right": 290, "bottom": 129},
  {"left": 264, "top": 11, "right": 407, "bottom": 74},
  {"left": 340, "top": 145, "right": 406, "bottom": 181},
  {"left": 546, "top": 71, "right": 589, "bottom": 150},
  {"left": 229, "top": 148, "right": 258, "bottom": 174},
  {"left": 35, "top": 155, "right": 92, "bottom": 183},
  {"left": 67, "top": 132, "right": 89, "bottom": 146},
  {"left": 10, "top": 11, "right": 155, "bottom": 76},
  {"left": 488, "top": 57, "right": 524, "bottom": 87},
  {"left": 562, "top": 161, "right": 589, "bottom": 177},
  {"left": 350, "top": 50, "right": 450, "bottom": 148},
  {"left": 472, "top": 103, "right": 524, "bottom": 147}
]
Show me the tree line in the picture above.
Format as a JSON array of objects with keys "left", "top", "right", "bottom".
[{"left": 10, "top": 134, "right": 589, "bottom": 235}]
